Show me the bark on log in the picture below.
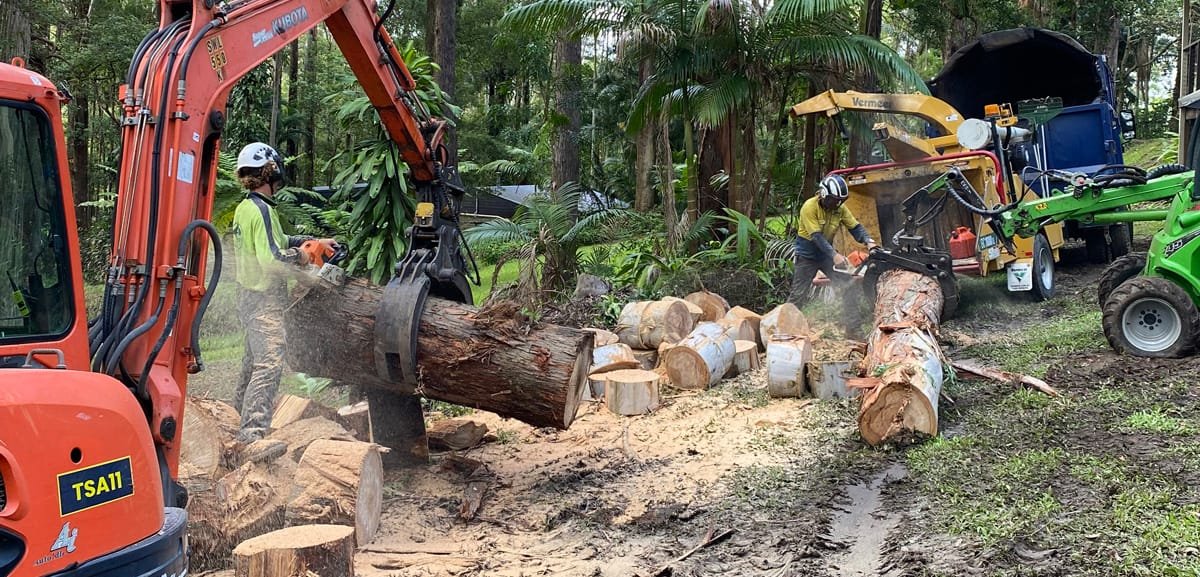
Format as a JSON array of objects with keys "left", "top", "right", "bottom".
[
  {"left": 725, "top": 307, "right": 763, "bottom": 349},
  {"left": 615, "top": 300, "right": 693, "bottom": 349},
  {"left": 661, "top": 322, "right": 736, "bottom": 389},
  {"left": 284, "top": 278, "right": 593, "bottom": 430},
  {"left": 271, "top": 395, "right": 337, "bottom": 430},
  {"left": 427, "top": 419, "right": 489, "bottom": 451},
  {"left": 662, "top": 296, "right": 704, "bottom": 324},
  {"left": 760, "top": 304, "right": 810, "bottom": 345},
  {"left": 590, "top": 343, "right": 641, "bottom": 374},
  {"left": 603, "top": 369, "right": 662, "bottom": 415},
  {"left": 337, "top": 402, "right": 372, "bottom": 442},
  {"left": 766, "top": 335, "right": 812, "bottom": 397},
  {"left": 729, "top": 340, "right": 760, "bottom": 377},
  {"left": 857, "top": 270, "right": 944, "bottom": 445},
  {"left": 684, "top": 290, "right": 730, "bottom": 322},
  {"left": 286, "top": 440, "right": 384, "bottom": 546},
  {"left": 233, "top": 524, "right": 355, "bottom": 577}
]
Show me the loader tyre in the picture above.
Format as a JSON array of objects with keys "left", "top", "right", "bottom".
[
  {"left": 1109, "top": 222, "right": 1133, "bottom": 259},
  {"left": 1102, "top": 276, "right": 1199, "bottom": 358},
  {"left": 1098, "top": 253, "right": 1146, "bottom": 307},
  {"left": 1030, "top": 233, "right": 1055, "bottom": 301},
  {"left": 1084, "top": 229, "right": 1109, "bottom": 264},
  {"left": 1146, "top": 163, "right": 1191, "bottom": 180}
]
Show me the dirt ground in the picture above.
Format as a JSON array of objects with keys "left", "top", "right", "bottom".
[{"left": 193, "top": 242, "right": 1200, "bottom": 577}]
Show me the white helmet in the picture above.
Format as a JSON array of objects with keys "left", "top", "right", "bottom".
[
  {"left": 817, "top": 174, "right": 849, "bottom": 205},
  {"left": 236, "top": 142, "right": 285, "bottom": 183}
]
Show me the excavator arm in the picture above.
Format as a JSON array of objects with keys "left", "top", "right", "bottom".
[{"left": 92, "top": 0, "right": 470, "bottom": 482}]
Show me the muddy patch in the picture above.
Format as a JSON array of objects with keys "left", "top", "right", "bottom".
[{"left": 826, "top": 463, "right": 908, "bottom": 577}]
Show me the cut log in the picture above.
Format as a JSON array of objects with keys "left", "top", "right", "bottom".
[
  {"left": 582, "top": 327, "right": 620, "bottom": 347},
  {"left": 662, "top": 296, "right": 704, "bottom": 324},
  {"left": 661, "top": 322, "right": 736, "bottom": 390},
  {"left": 271, "top": 394, "right": 337, "bottom": 430},
  {"left": 725, "top": 307, "right": 763, "bottom": 349},
  {"left": 427, "top": 419, "right": 489, "bottom": 451},
  {"left": 632, "top": 348, "right": 658, "bottom": 370},
  {"left": 717, "top": 317, "right": 757, "bottom": 345},
  {"left": 806, "top": 360, "right": 858, "bottom": 399},
  {"left": 587, "top": 375, "right": 606, "bottom": 400},
  {"left": 267, "top": 416, "right": 355, "bottom": 461},
  {"left": 766, "top": 335, "right": 812, "bottom": 397},
  {"left": 182, "top": 397, "right": 240, "bottom": 479},
  {"left": 286, "top": 440, "right": 383, "bottom": 546},
  {"left": 284, "top": 278, "right": 594, "bottom": 430},
  {"left": 189, "top": 458, "right": 295, "bottom": 565},
  {"left": 760, "top": 303, "right": 810, "bottom": 345},
  {"left": 857, "top": 270, "right": 945, "bottom": 446},
  {"left": 337, "top": 401, "right": 372, "bottom": 442},
  {"left": 233, "top": 524, "right": 355, "bottom": 577},
  {"left": 615, "top": 300, "right": 694, "bottom": 349},
  {"left": 590, "top": 343, "right": 641, "bottom": 374},
  {"left": 728, "top": 340, "right": 760, "bottom": 377},
  {"left": 684, "top": 290, "right": 730, "bottom": 322},
  {"left": 603, "top": 369, "right": 662, "bottom": 415}
]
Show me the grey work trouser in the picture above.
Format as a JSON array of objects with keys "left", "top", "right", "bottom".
[
  {"left": 788, "top": 253, "right": 868, "bottom": 340},
  {"left": 234, "top": 286, "right": 287, "bottom": 443}
]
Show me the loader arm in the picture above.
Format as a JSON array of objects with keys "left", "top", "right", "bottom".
[{"left": 92, "top": 0, "right": 470, "bottom": 483}]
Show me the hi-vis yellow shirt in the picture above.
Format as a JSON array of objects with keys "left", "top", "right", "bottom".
[{"left": 796, "top": 196, "right": 860, "bottom": 241}]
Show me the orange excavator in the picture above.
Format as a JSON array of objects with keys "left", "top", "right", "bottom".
[{"left": 0, "top": 0, "right": 471, "bottom": 571}]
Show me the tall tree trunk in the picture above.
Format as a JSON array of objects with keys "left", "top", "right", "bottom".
[
  {"left": 303, "top": 30, "right": 317, "bottom": 187},
  {"left": 851, "top": 0, "right": 883, "bottom": 165},
  {"left": 740, "top": 108, "right": 760, "bottom": 219},
  {"left": 659, "top": 117, "right": 678, "bottom": 253},
  {"left": 425, "top": 0, "right": 436, "bottom": 55},
  {"left": 698, "top": 127, "right": 725, "bottom": 216},
  {"left": 285, "top": 40, "right": 300, "bottom": 180},
  {"left": 0, "top": 1, "right": 32, "bottom": 62},
  {"left": 552, "top": 33, "right": 581, "bottom": 191},
  {"left": 801, "top": 83, "right": 820, "bottom": 201},
  {"left": 70, "top": 91, "right": 90, "bottom": 226},
  {"left": 269, "top": 53, "right": 283, "bottom": 148},
  {"left": 434, "top": 0, "right": 458, "bottom": 166},
  {"left": 634, "top": 59, "right": 654, "bottom": 212},
  {"left": 825, "top": 119, "right": 841, "bottom": 174}
]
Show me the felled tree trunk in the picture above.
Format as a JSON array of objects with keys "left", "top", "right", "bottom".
[
  {"left": 857, "top": 270, "right": 945, "bottom": 445},
  {"left": 284, "top": 279, "right": 594, "bottom": 430}
]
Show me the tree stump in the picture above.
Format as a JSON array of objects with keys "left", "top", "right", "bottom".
[
  {"left": 285, "top": 440, "right": 383, "bottom": 546},
  {"left": 684, "top": 290, "right": 730, "bottom": 322},
  {"left": 284, "top": 278, "right": 594, "bottom": 430},
  {"left": 661, "top": 322, "right": 736, "bottom": 389},
  {"left": 767, "top": 335, "right": 812, "bottom": 397},
  {"left": 603, "top": 369, "right": 662, "bottom": 415},
  {"left": 857, "top": 270, "right": 945, "bottom": 445},
  {"left": 760, "top": 303, "right": 810, "bottom": 346},
  {"left": 615, "top": 300, "right": 693, "bottom": 349},
  {"left": 233, "top": 524, "right": 355, "bottom": 577}
]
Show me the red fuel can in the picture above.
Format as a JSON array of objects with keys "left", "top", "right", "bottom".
[{"left": 950, "top": 226, "right": 977, "bottom": 260}]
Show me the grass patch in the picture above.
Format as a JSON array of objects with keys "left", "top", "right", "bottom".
[
  {"left": 1110, "top": 484, "right": 1200, "bottom": 575},
  {"left": 1121, "top": 407, "right": 1196, "bottom": 435},
  {"left": 199, "top": 331, "right": 244, "bottom": 362},
  {"left": 956, "top": 296, "right": 1104, "bottom": 376}
]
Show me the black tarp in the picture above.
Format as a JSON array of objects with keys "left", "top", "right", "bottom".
[{"left": 929, "top": 28, "right": 1104, "bottom": 119}]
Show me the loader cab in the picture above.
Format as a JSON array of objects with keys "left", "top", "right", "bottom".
[{"left": 0, "top": 61, "right": 89, "bottom": 369}]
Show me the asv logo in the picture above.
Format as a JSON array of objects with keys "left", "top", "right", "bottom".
[
  {"left": 33, "top": 523, "right": 77, "bottom": 566},
  {"left": 53, "top": 522, "right": 78, "bottom": 553}
]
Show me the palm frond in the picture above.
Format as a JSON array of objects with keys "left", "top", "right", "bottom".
[{"left": 464, "top": 218, "right": 533, "bottom": 245}]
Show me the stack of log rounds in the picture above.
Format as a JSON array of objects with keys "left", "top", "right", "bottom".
[
  {"left": 760, "top": 303, "right": 810, "bottom": 346},
  {"left": 766, "top": 334, "right": 812, "bottom": 398},
  {"left": 285, "top": 440, "right": 384, "bottom": 546},
  {"left": 615, "top": 300, "right": 695, "bottom": 350},
  {"left": 725, "top": 307, "right": 764, "bottom": 349},
  {"left": 729, "top": 340, "right": 761, "bottom": 377},
  {"left": 233, "top": 524, "right": 356, "bottom": 577},
  {"left": 603, "top": 369, "right": 662, "bottom": 415},
  {"left": 661, "top": 322, "right": 736, "bottom": 390},
  {"left": 684, "top": 291, "right": 730, "bottom": 322},
  {"left": 662, "top": 296, "right": 704, "bottom": 324}
]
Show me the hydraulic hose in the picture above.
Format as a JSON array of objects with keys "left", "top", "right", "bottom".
[
  {"left": 105, "top": 288, "right": 167, "bottom": 376},
  {"left": 944, "top": 170, "right": 1015, "bottom": 217}
]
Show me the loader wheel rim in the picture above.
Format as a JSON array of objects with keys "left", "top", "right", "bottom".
[
  {"left": 1040, "top": 249, "right": 1054, "bottom": 289},
  {"left": 1122, "top": 297, "right": 1183, "bottom": 352}
]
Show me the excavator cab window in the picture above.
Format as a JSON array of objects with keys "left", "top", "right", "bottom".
[{"left": 0, "top": 100, "right": 73, "bottom": 341}]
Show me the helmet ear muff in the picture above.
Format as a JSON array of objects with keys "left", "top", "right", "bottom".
[{"left": 266, "top": 149, "right": 286, "bottom": 185}]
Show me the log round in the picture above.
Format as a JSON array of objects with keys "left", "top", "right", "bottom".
[
  {"left": 661, "top": 322, "right": 736, "bottom": 390},
  {"left": 760, "top": 303, "right": 810, "bottom": 346},
  {"left": 725, "top": 307, "right": 763, "bottom": 349},
  {"left": 590, "top": 343, "right": 641, "bottom": 374},
  {"left": 684, "top": 291, "right": 730, "bottom": 322},
  {"left": 766, "top": 335, "right": 811, "bottom": 397},
  {"left": 662, "top": 296, "right": 704, "bottom": 324},
  {"left": 616, "top": 300, "right": 694, "bottom": 349},
  {"left": 283, "top": 279, "right": 594, "bottom": 430},
  {"left": 285, "top": 439, "right": 383, "bottom": 546},
  {"left": 717, "top": 317, "right": 757, "bottom": 345},
  {"left": 730, "top": 340, "right": 760, "bottom": 377},
  {"left": 181, "top": 397, "right": 239, "bottom": 479},
  {"left": 603, "top": 369, "right": 662, "bottom": 415},
  {"left": 233, "top": 524, "right": 355, "bottom": 577},
  {"left": 632, "top": 348, "right": 658, "bottom": 370},
  {"left": 857, "top": 270, "right": 944, "bottom": 445},
  {"left": 582, "top": 327, "right": 620, "bottom": 347}
]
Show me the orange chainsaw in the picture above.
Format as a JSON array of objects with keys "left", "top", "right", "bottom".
[{"left": 299, "top": 239, "right": 348, "bottom": 286}]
